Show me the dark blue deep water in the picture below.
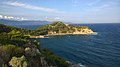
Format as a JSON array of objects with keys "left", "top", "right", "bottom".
[{"left": 15, "top": 23, "right": 120, "bottom": 67}]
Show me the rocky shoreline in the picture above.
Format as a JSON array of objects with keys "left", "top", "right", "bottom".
[
  {"left": 29, "top": 29, "right": 97, "bottom": 38},
  {"left": 47, "top": 32, "right": 97, "bottom": 36},
  {"left": 29, "top": 32, "right": 97, "bottom": 38}
]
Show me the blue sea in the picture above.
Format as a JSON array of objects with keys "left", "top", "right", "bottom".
[{"left": 14, "top": 23, "right": 120, "bottom": 67}]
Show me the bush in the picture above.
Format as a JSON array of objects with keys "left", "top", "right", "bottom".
[
  {"left": 0, "top": 44, "right": 24, "bottom": 65},
  {"left": 9, "top": 55, "right": 27, "bottom": 67}
]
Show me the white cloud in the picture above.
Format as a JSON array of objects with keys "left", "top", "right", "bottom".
[
  {"left": 0, "top": 15, "right": 3, "bottom": 18},
  {"left": 4, "top": 1, "right": 62, "bottom": 13},
  {"left": 45, "top": 16, "right": 64, "bottom": 21},
  {"left": 54, "top": 17, "right": 64, "bottom": 20}
]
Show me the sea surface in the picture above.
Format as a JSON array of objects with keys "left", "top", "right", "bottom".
[{"left": 14, "top": 23, "right": 120, "bottom": 67}]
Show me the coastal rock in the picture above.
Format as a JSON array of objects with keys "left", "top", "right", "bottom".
[{"left": 25, "top": 47, "right": 41, "bottom": 57}]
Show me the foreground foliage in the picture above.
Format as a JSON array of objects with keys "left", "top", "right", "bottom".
[
  {"left": 0, "top": 23, "right": 70, "bottom": 67},
  {"left": 9, "top": 55, "right": 27, "bottom": 67}
]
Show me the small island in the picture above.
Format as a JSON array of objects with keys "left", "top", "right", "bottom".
[{"left": 29, "top": 22, "right": 96, "bottom": 38}]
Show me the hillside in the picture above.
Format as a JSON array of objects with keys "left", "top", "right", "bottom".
[
  {"left": 0, "top": 24, "right": 73, "bottom": 67},
  {"left": 36, "top": 22, "right": 95, "bottom": 35}
]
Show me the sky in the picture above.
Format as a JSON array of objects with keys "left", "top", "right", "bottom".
[{"left": 0, "top": 0, "right": 120, "bottom": 23}]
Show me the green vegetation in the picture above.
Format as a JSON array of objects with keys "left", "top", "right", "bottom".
[
  {"left": 0, "top": 22, "right": 93, "bottom": 67},
  {"left": 0, "top": 22, "right": 91, "bottom": 36},
  {"left": 0, "top": 23, "right": 71, "bottom": 67},
  {"left": 0, "top": 24, "right": 31, "bottom": 34},
  {"left": 9, "top": 55, "right": 27, "bottom": 67},
  {"left": 36, "top": 22, "right": 90, "bottom": 35},
  {"left": 0, "top": 44, "right": 24, "bottom": 66},
  {"left": 0, "top": 30, "right": 29, "bottom": 46}
]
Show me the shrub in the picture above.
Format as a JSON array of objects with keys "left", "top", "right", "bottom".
[{"left": 9, "top": 55, "right": 27, "bottom": 67}]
